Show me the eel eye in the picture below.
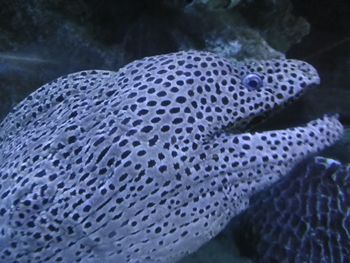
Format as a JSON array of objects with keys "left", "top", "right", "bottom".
[{"left": 242, "top": 73, "right": 263, "bottom": 90}]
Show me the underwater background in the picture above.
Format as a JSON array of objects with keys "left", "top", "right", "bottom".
[{"left": 0, "top": 0, "right": 349, "bottom": 262}]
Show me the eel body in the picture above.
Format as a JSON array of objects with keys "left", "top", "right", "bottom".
[
  {"left": 236, "top": 157, "right": 350, "bottom": 263},
  {"left": 0, "top": 51, "right": 343, "bottom": 262}
]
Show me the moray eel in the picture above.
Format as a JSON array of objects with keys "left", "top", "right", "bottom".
[
  {"left": 235, "top": 157, "right": 350, "bottom": 263},
  {"left": 0, "top": 51, "right": 343, "bottom": 263}
]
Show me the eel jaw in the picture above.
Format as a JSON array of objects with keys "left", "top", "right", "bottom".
[
  {"left": 262, "top": 114, "right": 344, "bottom": 164},
  {"left": 235, "top": 114, "right": 344, "bottom": 196}
]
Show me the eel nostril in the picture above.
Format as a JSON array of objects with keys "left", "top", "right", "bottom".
[
  {"left": 298, "top": 62, "right": 312, "bottom": 73},
  {"left": 298, "top": 63, "right": 318, "bottom": 75},
  {"left": 298, "top": 63, "right": 320, "bottom": 85}
]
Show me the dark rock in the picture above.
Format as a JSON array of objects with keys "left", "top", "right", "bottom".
[{"left": 0, "top": 0, "right": 308, "bottom": 120}]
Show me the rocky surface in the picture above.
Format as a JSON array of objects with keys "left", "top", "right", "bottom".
[{"left": 287, "top": 0, "right": 350, "bottom": 125}]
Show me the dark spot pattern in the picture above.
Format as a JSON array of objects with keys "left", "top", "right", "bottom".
[
  {"left": 0, "top": 51, "right": 343, "bottom": 263},
  {"left": 236, "top": 157, "right": 350, "bottom": 263}
]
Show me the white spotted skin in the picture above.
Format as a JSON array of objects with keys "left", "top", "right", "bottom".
[{"left": 0, "top": 51, "right": 343, "bottom": 263}]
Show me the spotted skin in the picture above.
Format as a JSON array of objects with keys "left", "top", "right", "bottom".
[
  {"left": 236, "top": 157, "right": 350, "bottom": 263},
  {"left": 0, "top": 51, "right": 343, "bottom": 263}
]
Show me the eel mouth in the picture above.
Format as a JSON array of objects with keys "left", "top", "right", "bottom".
[
  {"left": 223, "top": 63, "right": 344, "bottom": 154},
  {"left": 228, "top": 69, "right": 322, "bottom": 135}
]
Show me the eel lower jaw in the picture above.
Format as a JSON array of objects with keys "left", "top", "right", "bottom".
[
  {"left": 229, "top": 114, "right": 343, "bottom": 197},
  {"left": 252, "top": 114, "right": 343, "bottom": 169},
  {"left": 264, "top": 113, "right": 342, "bottom": 152}
]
